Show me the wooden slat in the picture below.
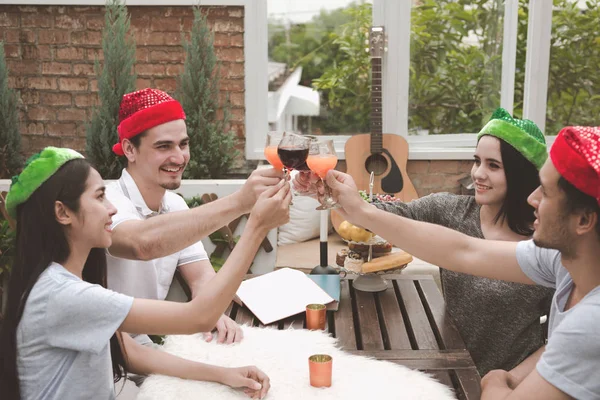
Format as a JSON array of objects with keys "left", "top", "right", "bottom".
[
  {"left": 380, "top": 360, "right": 478, "bottom": 371},
  {"left": 424, "top": 370, "right": 454, "bottom": 393},
  {"left": 281, "top": 313, "right": 304, "bottom": 330},
  {"left": 235, "top": 306, "right": 256, "bottom": 327},
  {"left": 354, "top": 289, "right": 384, "bottom": 350},
  {"left": 453, "top": 369, "right": 482, "bottom": 400},
  {"left": 376, "top": 289, "right": 412, "bottom": 349},
  {"left": 333, "top": 279, "right": 357, "bottom": 350},
  {"left": 347, "top": 349, "right": 473, "bottom": 361},
  {"left": 395, "top": 280, "right": 439, "bottom": 349},
  {"left": 256, "top": 318, "right": 279, "bottom": 329},
  {"left": 224, "top": 302, "right": 235, "bottom": 319},
  {"left": 418, "top": 279, "right": 466, "bottom": 350},
  {"left": 347, "top": 350, "right": 475, "bottom": 370}
]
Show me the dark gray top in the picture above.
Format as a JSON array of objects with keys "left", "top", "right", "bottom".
[{"left": 376, "top": 193, "right": 554, "bottom": 375}]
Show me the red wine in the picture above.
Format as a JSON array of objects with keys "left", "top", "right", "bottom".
[{"left": 278, "top": 147, "right": 309, "bottom": 170}]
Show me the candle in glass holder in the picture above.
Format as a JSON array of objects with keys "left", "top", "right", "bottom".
[
  {"left": 308, "top": 354, "right": 332, "bottom": 388},
  {"left": 306, "top": 304, "right": 326, "bottom": 330}
]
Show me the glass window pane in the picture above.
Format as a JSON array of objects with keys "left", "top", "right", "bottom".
[
  {"left": 408, "top": 0, "right": 505, "bottom": 135},
  {"left": 268, "top": 0, "right": 373, "bottom": 135},
  {"left": 544, "top": 0, "right": 600, "bottom": 135}
]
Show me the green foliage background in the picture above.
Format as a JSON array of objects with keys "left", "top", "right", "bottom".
[{"left": 269, "top": 0, "right": 600, "bottom": 136}]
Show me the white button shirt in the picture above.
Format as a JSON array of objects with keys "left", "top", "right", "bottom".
[{"left": 105, "top": 169, "right": 208, "bottom": 343}]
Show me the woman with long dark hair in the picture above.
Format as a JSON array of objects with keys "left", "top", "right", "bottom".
[
  {"left": 295, "top": 108, "right": 554, "bottom": 375},
  {"left": 0, "top": 147, "right": 290, "bottom": 399},
  {"left": 372, "top": 109, "right": 555, "bottom": 375}
]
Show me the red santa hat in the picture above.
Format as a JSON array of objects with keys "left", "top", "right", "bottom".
[
  {"left": 550, "top": 126, "right": 600, "bottom": 206},
  {"left": 113, "top": 88, "right": 186, "bottom": 156}
]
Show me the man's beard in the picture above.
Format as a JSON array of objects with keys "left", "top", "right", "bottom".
[
  {"left": 533, "top": 216, "right": 575, "bottom": 258},
  {"left": 160, "top": 181, "right": 181, "bottom": 190}
]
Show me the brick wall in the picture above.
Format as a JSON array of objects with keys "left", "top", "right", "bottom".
[
  {"left": 0, "top": 5, "right": 245, "bottom": 157},
  {"left": 406, "top": 160, "right": 473, "bottom": 197}
]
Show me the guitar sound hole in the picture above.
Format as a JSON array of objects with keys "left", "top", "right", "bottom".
[{"left": 365, "top": 154, "right": 388, "bottom": 176}]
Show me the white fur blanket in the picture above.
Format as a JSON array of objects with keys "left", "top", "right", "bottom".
[{"left": 138, "top": 326, "right": 456, "bottom": 400}]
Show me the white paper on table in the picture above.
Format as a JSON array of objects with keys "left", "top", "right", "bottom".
[{"left": 235, "top": 268, "right": 334, "bottom": 325}]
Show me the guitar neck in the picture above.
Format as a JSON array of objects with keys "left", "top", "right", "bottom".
[{"left": 371, "top": 57, "right": 383, "bottom": 154}]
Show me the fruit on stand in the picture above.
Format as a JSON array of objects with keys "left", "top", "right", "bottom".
[{"left": 337, "top": 220, "right": 374, "bottom": 243}]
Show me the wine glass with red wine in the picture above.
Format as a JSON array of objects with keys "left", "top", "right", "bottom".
[{"left": 277, "top": 132, "right": 311, "bottom": 203}]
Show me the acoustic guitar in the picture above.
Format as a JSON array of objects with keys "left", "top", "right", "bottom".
[{"left": 344, "top": 26, "right": 418, "bottom": 202}]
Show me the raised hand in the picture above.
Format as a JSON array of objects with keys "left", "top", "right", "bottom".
[
  {"left": 325, "top": 170, "right": 368, "bottom": 224},
  {"left": 292, "top": 171, "right": 320, "bottom": 195},
  {"left": 248, "top": 179, "right": 291, "bottom": 232},
  {"left": 237, "top": 168, "right": 285, "bottom": 213}
]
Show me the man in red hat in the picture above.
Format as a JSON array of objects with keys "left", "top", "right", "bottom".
[
  {"left": 325, "top": 126, "right": 600, "bottom": 399},
  {"left": 105, "top": 88, "right": 287, "bottom": 349}
]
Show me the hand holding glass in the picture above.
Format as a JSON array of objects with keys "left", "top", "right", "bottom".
[{"left": 306, "top": 140, "right": 340, "bottom": 210}]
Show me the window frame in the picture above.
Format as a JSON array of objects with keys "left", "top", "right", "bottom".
[{"left": 274, "top": 0, "right": 554, "bottom": 161}]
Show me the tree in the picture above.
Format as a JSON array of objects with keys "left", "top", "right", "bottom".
[
  {"left": 269, "top": 6, "right": 358, "bottom": 85},
  {"left": 311, "top": 3, "right": 372, "bottom": 134},
  {"left": 542, "top": 0, "right": 600, "bottom": 135},
  {"left": 178, "top": 7, "right": 237, "bottom": 179},
  {"left": 276, "top": 0, "right": 599, "bottom": 136},
  {"left": 406, "top": 0, "right": 504, "bottom": 134},
  {"left": 269, "top": 3, "right": 370, "bottom": 134},
  {"left": 0, "top": 42, "right": 22, "bottom": 178},
  {"left": 85, "top": 0, "right": 136, "bottom": 178}
]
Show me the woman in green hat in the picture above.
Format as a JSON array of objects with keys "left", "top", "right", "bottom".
[
  {"left": 0, "top": 148, "right": 289, "bottom": 399},
  {"left": 374, "top": 108, "right": 554, "bottom": 376}
]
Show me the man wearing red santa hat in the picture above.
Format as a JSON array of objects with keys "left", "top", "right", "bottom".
[
  {"left": 326, "top": 126, "right": 600, "bottom": 399},
  {"left": 104, "top": 88, "right": 288, "bottom": 352}
]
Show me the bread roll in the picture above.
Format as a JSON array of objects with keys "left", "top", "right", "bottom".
[{"left": 361, "top": 251, "right": 413, "bottom": 273}]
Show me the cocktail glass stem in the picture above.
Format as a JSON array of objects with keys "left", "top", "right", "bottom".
[{"left": 316, "top": 178, "right": 340, "bottom": 210}]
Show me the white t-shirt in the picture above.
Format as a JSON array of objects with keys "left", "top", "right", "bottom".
[
  {"left": 516, "top": 240, "right": 600, "bottom": 400},
  {"left": 17, "top": 263, "right": 133, "bottom": 400},
  {"left": 105, "top": 169, "right": 208, "bottom": 343}
]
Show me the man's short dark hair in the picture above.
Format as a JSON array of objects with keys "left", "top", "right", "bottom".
[
  {"left": 128, "top": 130, "right": 147, "bottom": 149},
  {"left": 125, "top": 131, "right": 147, "bottom": 166},
  {"left": 558, "top": 176, "right": 600, "bottom": 237}
]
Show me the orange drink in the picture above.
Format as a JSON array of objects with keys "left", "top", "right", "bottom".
[
  {"left": 307, "top": 154, "right": 338, "bottom": 178},
  {"left": 264, "top": 145, "right": 284, "bottom": 170}
]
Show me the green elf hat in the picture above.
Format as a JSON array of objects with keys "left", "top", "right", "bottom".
[
  {"left": 477, "top": 108, "right": 548, "bottom": 170},
  {"left": 5, "top": 147, "right": 84, "bottom": 219}
]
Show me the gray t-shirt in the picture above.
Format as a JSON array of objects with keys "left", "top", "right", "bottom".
[
  {"left": 376, "top": 193, "right": 554, "bottom": 375},
  {"left": 516, "top": 240, "right": 600, "bottom": 400},
  {"left": 17, "top": 263, "right": 134, "bottom": 400}
]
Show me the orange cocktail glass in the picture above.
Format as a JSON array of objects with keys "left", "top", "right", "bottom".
[
  {"left": 307, "top": 140, "right": 340, "bottom": 210},
  {"left": 264, "top": 145, "right": 284, "bottom": 170},
  {"left": 306, "top": 154, "right": 338, "bottom": 179}
]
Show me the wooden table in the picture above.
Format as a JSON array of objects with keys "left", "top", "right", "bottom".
[{"left": 227, "top": 274, "right": 481, "bottom": 400}]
